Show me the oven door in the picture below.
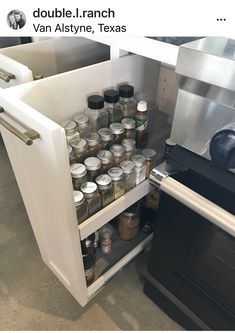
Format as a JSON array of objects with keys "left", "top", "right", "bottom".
[{"left": 146, "top": 168, "right": 235, "bottom": 330}]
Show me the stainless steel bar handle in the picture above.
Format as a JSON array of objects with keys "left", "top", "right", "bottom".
[
  {"left": 149, "top": 168, "right": 235, "bottom": 237},
  {"left": 0, "top": 68, "right": 15, "bottom": 82},
  {"left": 0, "top": 107, "right": 39, "bottom": 146}
]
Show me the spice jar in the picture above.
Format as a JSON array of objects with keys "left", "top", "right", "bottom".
[
  {"left": 60, "top": 120, "right": 80, "bottom": 144},
  {"left": 109, "top": 144, "right": 126, "bottom": 166},
  {"left": 85, "top": 95, "right": 109, "bottom": 131},
  {"left": 80, "top": 182, "right": 101, "bottom": 216},
  {"left": 119, "top": 205, "right": 140, "bottom": 240},
  {"left": 108, "top": 167, "right": 125, "bottom": 199},
  {"left": 70, "top": 138, "right": 89, "bottom": 163},
  {"left": 135, "top": 101, "right": 149, "bottom": 149},
  {"left": 73, "top": 114, "right": 91, "bottom": 138},
  {"left": 104, "top": 89, "right": 122, "bottom": 124},
  {"left": 70, "top": 163, "right": 88, "bottom": 190},
  {"left": 110, "top": 123, "right": 125, "bottom": 144},
  {"left": 120, "top": 160, "right": 136, "bottom": 192},
  {"left": 95, "top": 174, "right": 114, "bottom": 208},
  {"left": 67, "top": 145, "right": 77, "bottom": 165},
  {"left": 121, "top": 138, "right": 136, "bottom": 160},
  {"left": 97, "top": 150, "right": 114, "bottom": 174},
  {"left": 121, "top": 118, "right": 136, "bottom": 139},
  {"left": 119, "top": 84, "right": 137, "bottom": 118},
  {"left": 131, "top": 154, "right": 147, "bottom": 185},
  {"left": 81, "top": 235, "right": 96, "bottom": 286},
  {"left": 98, "top": 128, "right": 115, "bottom": 149},
  {"left": 85, "top": 132, "right": 102, "bottom": 157},
  {"left": 99, "top": 224, "right": 113, "bottom": 255},
  {"left": 164, "top": 138, "right": 176, "bottom": 160},
  {"left": 142, "top": 148, "right": 157, "bottom": 178},
  {"left": 73, "top": 190, "right": 89, "bottom": 225},
  {"left": 84, "top": 157, "right": 101, "bottom": 182}
]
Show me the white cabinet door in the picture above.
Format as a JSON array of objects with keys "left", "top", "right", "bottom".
[{"left": 0, "top": 88, "right": 88, "bottom": 306}]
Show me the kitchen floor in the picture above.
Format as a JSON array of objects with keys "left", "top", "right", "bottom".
[{"left": 0, "top": 136, "right": 183, "bottom": 331}]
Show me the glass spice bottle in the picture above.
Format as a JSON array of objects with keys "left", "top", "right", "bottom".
[
  {"left": 119, "top": 84, "right": 137, "bottom": 118},
  {"left": 60, "top": 120, "right": 80, "bottom": 144},
  {"left": 85, "top": 95, "right": 109, "bottom": 131},
  {"left": 118, "top": 205, "right": 140, "bottom": 240},
  {"left": 99, "top": 224, "right": 113, "bottom": 255},
  {"left": 98, "top": 128, "right": 115, "bottom": 150},
  {"left": 73, "top": 114, "right": 91, "bottom": 138},
  {"left": 97, "top": 150, "right": 114, "bottom": 174},
  {"left": 109, "top": 123, "right": 125, "bottom": 144},
  {"left": 120, "top": 160, "right": 136, "bottom": 192},
  {"left": 108, "top": 167, "right": 125, "bottom": 199},
  {"left": 95, "top": 174, "right": 114, "bottom": 208},
  {"left": 85, "top": 132, "right": 103, "bottom": 157},
  {"left": 109, "top": 144, "right": 126, "bottom": 167},
  {"left": 131, "top": 154, "right": 147, "bottom": 185},
  {"left": 104, "top": 89, "right": 123, "bottom": 124},
  {"left": 80, "top": 182, "right": 101, "bottom": 216},
  {"left": 81, "top": 235, "right": 96, "bottom": 286},
  {"left": 121, "top": 118, "right": 136, "bottom": 139},
  {"left": 135, "top": 100, "right": 149, "bottom": 149},
  {"left": 67, "top": 145, "right": 77, "bottom": 165},
  {"left": 84, "top": 157, "right": 102, "bottom": 182},
  {"left": 70, "top": 138, "right": 89, "bottom": 163},
  {"left": 142, "top": 148, "right": 157, "bottom": 178},
  {"left": 121, "top": 138, "right": 136, "bottom": 160},
  {"left": 73, "top": 190, "right": 89, "bottom": 225},
  {"left": 70, "top": 163, "right": 88, "bottom": 190}
]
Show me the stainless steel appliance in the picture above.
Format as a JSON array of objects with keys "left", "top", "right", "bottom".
[{"left": 144, "top": 38, "right": 235, "bottom": 330}]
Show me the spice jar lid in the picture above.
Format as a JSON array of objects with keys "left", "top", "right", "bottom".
[
  {"left": 60, "top": 120, "right": 77, "bottom": 135},
  {"left": 98, "top": 128, "right": 114, "bottom": 142},
  {"left": 119, "top": 84, "right": 134, "bottom": 98},
  {"left": 84, "top": 157, "right": 101, "bottom": 171},
  {"left": 80, "top": 182, "right": 98, "bottom": 197},
  {"left": 73, "top": 190, "right": 85, "bottom": 206},
  {"left": 108, "top": 167, "right": 124, "bottom": 181},
  {"left": 97, "top": 150, "right": 113, "bottom": 165},
  {"left": 121, "top": 118, "right": 136, "bottom": 129},
  {"left": 120, "top": 160, "right": 136, "bottom": 174},
  {"left": 137, "top": 100, "right": 147, "bottom": 112},
  {"left": 96, "top": 174, "right": 112, "bottom": 190},
  {"left": 121, "top": 138, "right": 136, "bottom": 151},
  {"left": 121, "top": 204, "right": 139, "bottom": 217},
  {"left": 165, "top": 138, "right": 176, "bottom": 147},
  {"left": 70, "top": 138, "right": 87, "bottom": 153},
  {"left": 110, "top": 144, "right": 125, "bottom": 157},
  {"left": 110, "top": 123, "right": 125, "bottom": 135},
  {"left": 104, "top": 89, "right": 120, "bottom": 103},
  {"left": 88, "top": 95, "right": 104, "bottom": 109},
  {"left": 85, "top": 132, "right": 100, "bottom": 147},
  {"left": 67, "top": 145, "right": 74, "bottom": 157},
  {"left": 142, "top": 148, "right": 156, "bottom": 160},
  {"left": 131, "top": 154, "right": 146, "bottom": 167},
  {"left": 70, "top": 163, "right": 87, "bottom": 178},
  {"left": 73, "top": 114, "right": 89, "bottom": 126}
]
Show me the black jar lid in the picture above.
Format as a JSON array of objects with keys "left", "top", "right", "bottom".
[
  {"left": 104, "top": 89, "right": 120, "bottom": 103},
  {"left": 88, "top": 95, "right": 104, "bottom": 109},
  {"left": 119, "top": 84, "right": 134, "bottom": 98}
]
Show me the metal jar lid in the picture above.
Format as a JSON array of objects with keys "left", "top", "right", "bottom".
[
  {"left": 67, "top": 145, "right": 74, "bottom": 158},
  {"left": 80, "top": 182, "right": 98, "bottom": 198},
  {"left": 142, "top": 148, "right": 156, "bottom": 160},
  {"left": 165, "top": 138, "right": 176, "bottom": 147},
  {"left": 70, "top": 163, "right": 87, "bottom": 178},
  {"left": 70, "top": 138, "right": 87, "bottom": 153},
  {"left": 108, "top": 167, "right": 124, "bottom": 181},
  {"left": 97, "top": 150, "right": 113, "bottom": 165},
  {"left": 121, "top": 118, "right": 136, "bottom": 129},
  {"left": 110, "top": 144, "right": 126, "bottom": 157},
  {"left": 98, "top": 128, "right": 114, "bottom": 142},
  {"left": 84, "top": 157, "right": 101, "bottom": 171},
  {"left": 95, "top": 174, "right": 112, "bottom": 190},
  {"left": 120, "top": 160, "right": 136, "bottom": 174},
  {"left": 73, "top": 114, "right": 89, "bottom": 127},
  {"left": 73, "top": 190, "right": 85, "bottom": 206},
  {"left": 110, "top": 123, "right": 125, "bottom": 135},
  {"left": 85, "top": 132, "right": 100, "bottom": 147},
  {"left": 121, "top": 138, "right": 136, "bottom": 152},
  {"left": 131, "top": 154, "right": 146, "bottom": 167},
  {"left": 60, "top": 120, "right": 77, "bottom": 136}
]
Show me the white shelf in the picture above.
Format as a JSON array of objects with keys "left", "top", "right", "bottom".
[{"left": 78, "top": 180, "right": 153, "bottom": 240}]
